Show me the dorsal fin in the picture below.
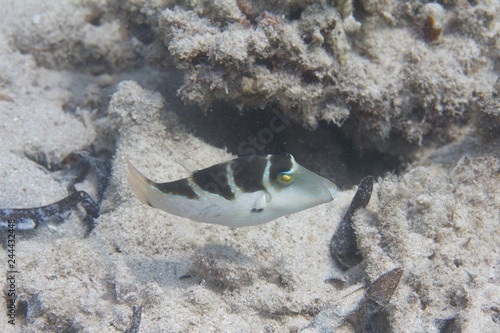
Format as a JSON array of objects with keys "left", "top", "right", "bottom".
[
  {"left": 167, "top": 149, "right": 194, "bottom": 174},
  {"left": 173, "top": 157, "right": 193, "bottom": 174}
]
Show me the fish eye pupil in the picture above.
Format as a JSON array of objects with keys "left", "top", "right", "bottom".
[{"left": 278, "top": 172, "right": 294, "bottom": 184}]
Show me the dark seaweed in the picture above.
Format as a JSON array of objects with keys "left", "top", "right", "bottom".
[
  {"left": 348, "top": 268, "right": 404, "bottom": 333},
  {"left": 0, "top": 229, "right": 6, "bottom": 250},
  {"left": 365, "top": 268, "right": 404, "bottom": 306},
  {"left": 437, "top": 316, "right": 462, "bottom": 333},
  {"left": 0, "top": 191, "right": 99, "bottom": 231},
  {"left": 362, "top": 268, "right": 403, "bottom": 333},
  {"left": 60, "top": 149, "right": 111, "bottom": 205},
  {"left": 330, "top": 175, "right": 374, "bottom": 269},
  {"left": 14, "top": 293, "right": 43, "bottom": 325},
  {"left": 125, "top": 306, "right": 142, "bottom": 333},
  {"left": 0, "top": 147, "right": 111, "bottom": 236}
]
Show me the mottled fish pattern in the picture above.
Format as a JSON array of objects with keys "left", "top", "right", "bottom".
[{"left": 127, "top": 154, "right": 337, "bottom": 227}]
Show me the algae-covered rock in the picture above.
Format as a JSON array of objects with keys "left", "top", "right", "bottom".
[
  {"left": 139, "top": 0, "right": 497, "bottom": 154},
  {"left": 11, "top": 0, "right": 499, "bottom": 155}
]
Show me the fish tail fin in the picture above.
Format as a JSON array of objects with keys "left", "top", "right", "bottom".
[{"left": 127, "top": 161, "right": 154, "bottom": 206}]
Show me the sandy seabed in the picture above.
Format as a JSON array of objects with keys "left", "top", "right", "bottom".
[{"left": 0, "top": 0, "right": 499, "bottom": 332}]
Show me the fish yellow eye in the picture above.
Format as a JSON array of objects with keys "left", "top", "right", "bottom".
[{"left": 277, "top": 172, "right": 294, "bottom": 184}]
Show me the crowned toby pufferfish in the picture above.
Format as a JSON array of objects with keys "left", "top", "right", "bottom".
[{"left": 128, "top": 153, "right": 337, "bottom": 227}]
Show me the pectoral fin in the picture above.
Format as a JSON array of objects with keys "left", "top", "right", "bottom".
[{"left": 251, "top": 191, "right": 269, "bottom": 213}]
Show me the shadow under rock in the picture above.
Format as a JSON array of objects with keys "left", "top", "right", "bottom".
[{"left": 160, "top": 100, "right": 404, "bottom": 188}]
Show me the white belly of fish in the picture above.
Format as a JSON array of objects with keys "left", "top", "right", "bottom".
[{"left": 148, "top": 187, "right": 274, "bottom": 227}]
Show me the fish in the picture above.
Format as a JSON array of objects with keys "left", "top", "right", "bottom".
[{"left": 127, "top": 153, "right": 337, "bottom": 227}]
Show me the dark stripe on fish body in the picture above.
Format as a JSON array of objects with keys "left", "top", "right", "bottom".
[
  {"left": 192, "top": 162, "right": 235, "bottom": 201},
  {"left": 269, "top": 153, "right": 293, "bottom": 180},
  {"left": 156, "top": 179, "right": 199, "bottom": 199},
  {"left": 231, "top": 156, "right": 267, "bottom": 193}
]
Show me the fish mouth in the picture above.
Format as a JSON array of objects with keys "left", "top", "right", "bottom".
[{"left": 322, "top": 182, "right": 338, "bottom": 201}]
